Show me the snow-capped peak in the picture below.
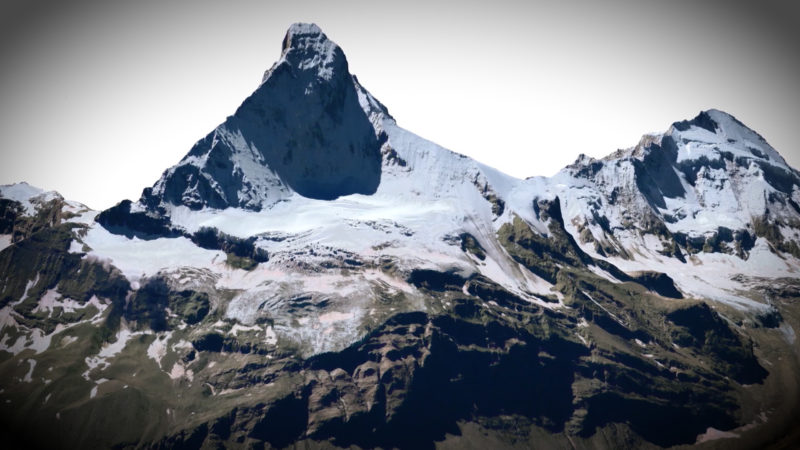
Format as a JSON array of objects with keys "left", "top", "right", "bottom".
[
  {"left": 551, "top": 108, "right": 800, "bottom": 278},
  {"left": 262, "top": 22, "right": 345, "bottom": 83},
  {"left": 284, "top": 22, "right": 326, "bottom": 45},
  {"left": 88, "top": 22, "right": 800, "bottom": 319},
  {"left": 670, "top": 109, "right": 790, "bottom": 170},
  {"left": 133, "top": 24, "right": 391, "bottom": 213},
  {"left": 0, "top": 182, "right": 62, "bottom": 215}
]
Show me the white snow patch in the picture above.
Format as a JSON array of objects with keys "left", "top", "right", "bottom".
[
  {"left": 22, "top": 359, "right": 36, "bottom": 382},
  {"left": 303, "top": 274, "right": 361, "bottom": 297},
  {"left": 84, "top": 328, "right": 147, "bottom": 380},
  {"left": 318, "top": 311, "right": 355, "bottom": 324},
  {"left": 28, "top": 324, "right": 72, "bottom": 354},
  {"left": 14, "top": 274, "right": 40, "bottom": 306},
  {"left": 0, "top": 306, "right": 20, "bottom": 333},
  {"left": 229, "top": 324, "right": 261, "bottom": 337},
  {"left": 696, "top": 427, "right": 739, "bottom": 443},
  {"left": 588, "top": 265, "right": 622, "bottom": 284},
  {"left": 33, "top": 290, "right": 84, "bottom": 316},
  {"left": 79, "top": 224, "right": 224, "bottom": 282},
  {"left": 265, "top": 326, "right": 278, "bottom": 345},
  {"left": 98, "top": 329, "right": 139, "bottom": 358},
  {"left": 605, "top": 239, "right": 787, "bottom": 311},
  {"left": 168, "top": 362, "right": 194, "bottom": 382},
  {"left": 171, "top": 339, "right": 193, "bottom": 351},
  {"left": 0, "top": 334, "right": 27, "bottom": 355},
  {"left": 0, "top": 182, "right": 54, "bottom": 215},
  {"left": 147, "top": 331, "right": 173, "bottom": 369},
  {"left": 0, "top": 235, "right": 11, "bottom": 252}
]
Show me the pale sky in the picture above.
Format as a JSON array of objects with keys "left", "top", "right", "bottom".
[{"left": 1, "top": 0, "right": 798, "bottom": 210}]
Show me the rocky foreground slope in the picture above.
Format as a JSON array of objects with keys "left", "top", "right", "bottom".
[{"left": 1, "top": 23, "right": 800, "bottom": 449}]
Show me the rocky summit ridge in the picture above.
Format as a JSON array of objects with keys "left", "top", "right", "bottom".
[
  {"left": 2, "top": 23, "right": 800, "bottom": 450},
  {"left": 139, "top": 23, "right": 388, "bottom": 213}
]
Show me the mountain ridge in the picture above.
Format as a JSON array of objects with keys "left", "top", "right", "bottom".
[{"left": 1, "top": 22, "right": 800, "bottom": 450}]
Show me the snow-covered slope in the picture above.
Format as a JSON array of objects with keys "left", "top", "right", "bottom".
[
  {"left": 4, "top": 23, "right": 800, "bottom": 450},
  {"left": 0, "top": 182, "right": 75, "bottom": 216},
  {"left": 537, "top": 109, "right": 800, "bottom": 308},
  {"left": 84, "top": 109, "right": 564, "bottom": 357},
  {"left": 90, "top": 23, "right": 564, "bottom": 341},
  {"left": 552, "top": 109, "right": 800, "bottom": 257},
  {"left": 89, "top": 23, "right": 800, "bottom": 321},
  {"left": 1, "top": 182, "right": 94, "bottom": 251}
]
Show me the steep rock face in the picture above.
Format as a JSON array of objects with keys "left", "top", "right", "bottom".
[
  {"left": 554, "top": 109, "right": 800, "bottom": 261},
  {"left": 139, "top": 23, "right": 387, "bottom": 213}
]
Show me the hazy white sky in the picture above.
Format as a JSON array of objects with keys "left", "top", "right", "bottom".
[{"left": 1, "top": 0, "right": 798, "bottom": 210}]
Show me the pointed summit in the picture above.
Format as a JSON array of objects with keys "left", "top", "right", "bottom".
[
  {"left": 557, "top": 106, "right": 800, "bottom": 266},
  {"left": 670, "top": 109, "right": 790, "bottom": 168},
  {"left": 273, "top": 23, "right": 345, "bottom": 82},
  {"left": 283, "top": 22, "right": 328, "bottom": 48},
  {"left": 130, "top": 23, "right": 387, "bottom": 215}
]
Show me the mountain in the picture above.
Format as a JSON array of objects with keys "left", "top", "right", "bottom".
[
  {"left": 555, "top": 109, "right": 800, "bottom": 261},
  {"left": 549, "top": 109, "right": 800, "bottom": 307},
  {"left": 2, "top": 23, "right": 800, "bottom": 450},
  {"left": 138, "top": 23, "right": 388, "bottom": 212}
]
